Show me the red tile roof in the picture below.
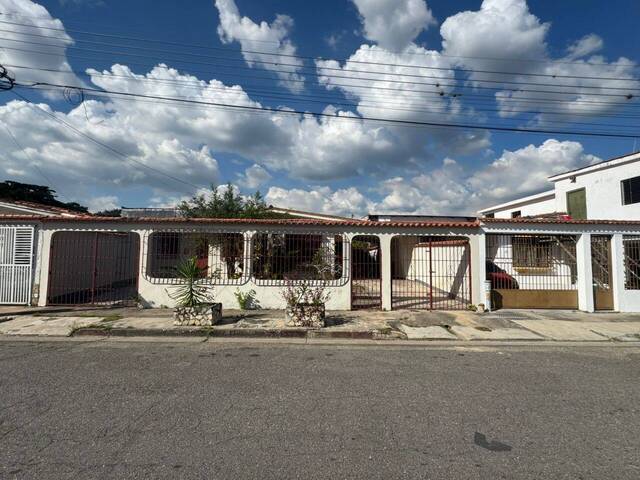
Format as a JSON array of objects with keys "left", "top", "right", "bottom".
[
  {"left": 3, "top": 214, "right": 640, "bottom": 227},
  {"left": 482, "top": 217, "right": 640, "bottom": 226},
  {"left": 0, "top": 199, "right": 91, "bottom": 217},
  {"left": 0, "top": 214, "right": 480, "bottom": 228}
]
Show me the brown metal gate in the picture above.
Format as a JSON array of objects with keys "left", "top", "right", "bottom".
[
  {"left": 47, "top": 231, "right": 140, "bottom": 305},
  {"left": 391, "top": 236, "right": 471, "bottom": 310},
  {"left": 351, "top": 236, "right": 381, "bottom": 309},
  {"left": 591, "top": 235, "right": 614, "bottom": 311}
]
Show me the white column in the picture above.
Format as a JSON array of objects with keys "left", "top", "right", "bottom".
[
  {"left": 343, "top": 234, "right": 352, "bottom": 310},
  {"left": 35, "top": 228, "right": 52, "bottom": 307},
  {"left": 471, "top": 233, "right": 486, "bottom": 306},
  {"left": 576, "top": 233, "right": 594, "bottom": 312},
  {"left": 380, "top": 234, "right": 393, "bottom": 311},
  {"left": 610, "top": 233, "right": 625, "bottom": 312},
  {"left": 242, "top": 231, "right": 254, "bottom": 282}
]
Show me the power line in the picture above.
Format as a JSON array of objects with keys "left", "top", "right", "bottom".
[
  {"left": 10, "top": 90, "right": 201, "bottom": 191},
  {"left": 2, "top": 27, "right": 639, "bottom": 92},
  {"left": 0, "top": 12, "right": 638, "bottom": 71},
  {"left": 2, "top": 39, "right": 638, "bottom": 99},
  {"left": 27, "top": 83, "right": 639, "bottom": 139},
  {"left": 1, "top": 16, "right": 638, "bottom": 83},
  {"left": 15, "top": 81, "right": 640, "bottom": 139},
  {"left": 8, "top": 61, "right": 640, "bottom": 111},
  {"left": 12, "top": 68, "right": 640, "bottom": 130},
  {"left": 1, "top": 122, "right": 70, "bottom": 200}
]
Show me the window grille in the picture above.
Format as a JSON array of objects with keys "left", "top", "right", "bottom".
[
  {"left": 623, "top": 235, "right": 640, "bottom": 290},
  {"left": 486, "top": 234, "right": 578, "bottom": 290},
  {"left": 252, "top": 233, "right": 346, "bottom": 286},
  {"left": 143, "top": 231, "right": 245, "bottom": 285}
]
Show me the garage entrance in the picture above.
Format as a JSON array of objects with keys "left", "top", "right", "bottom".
[
  {"left": 391, "top": 236, "right": 471, "bottom": 310},
  {"left": 351, "top": 236, "right": 381, "bottom": 309},
  {"left": 47, "top": 231, "right": 140, "bottom": 305},
  {"left": 486, "top": 234, "right": 578, "bottom": 309}
]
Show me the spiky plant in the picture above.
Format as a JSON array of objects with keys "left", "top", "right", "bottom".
[{"left": 169, "top": 257, "right": 213, "bottom": 308}]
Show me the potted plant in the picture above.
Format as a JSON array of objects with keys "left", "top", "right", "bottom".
[
  {"left": 282, "top": 282, "right": 330, "bottom": 328},
  {"left": 169, "top": 257, "right": 221, "bottom": 326}
]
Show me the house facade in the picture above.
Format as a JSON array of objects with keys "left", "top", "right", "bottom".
[
  {"left": 479, "top": 151, "right": 640, "bottom": 220},
  {"left": 2, "top": 152, "right": 640, "bottom": 312},
  {"left": 2, "top": 213, "right": 640, "bottom": 313}
]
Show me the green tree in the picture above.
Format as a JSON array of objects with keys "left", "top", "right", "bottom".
[
  {"left": 0, "top": 180, "right": 88, "bottom": 213},
  {"left": 178, "top": 183, "right": 290, "bottom": 219}
]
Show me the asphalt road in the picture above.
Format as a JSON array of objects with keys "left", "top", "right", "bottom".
[{"left": 1, "top": 339, "right": 639, "bottom": 479}]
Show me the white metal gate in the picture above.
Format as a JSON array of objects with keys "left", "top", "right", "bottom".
[{"left": 0, "top": 226, "right": 34, "bottom": 305}]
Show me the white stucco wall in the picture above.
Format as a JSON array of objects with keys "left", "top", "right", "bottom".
[
  {"left": 491, "top": 196, "right": 556, "bottom": 219},
  {"left": 553, "top": 160, "right": 640, "bottom": 220}
]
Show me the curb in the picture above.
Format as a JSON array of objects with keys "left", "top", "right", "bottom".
[{"left": 71, "top": 327, "right": 381, "bottom": 340}]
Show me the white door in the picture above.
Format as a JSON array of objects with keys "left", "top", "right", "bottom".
[{"left": 0, "top": 226, "right": 34, "bottom": 305}]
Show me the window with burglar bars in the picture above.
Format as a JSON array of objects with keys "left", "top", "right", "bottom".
[
  {"left": 252, "top": 233, "right": 345, "bottom": 285},
  {"left": 144, "top": 232, "right": 245, "bottom": 284},
  {"left": 623, "top": 235, "right": 640, "bottom": 290},
  {"left": 486, "top": 234, "right": 578, "bottom": 290},
  {"left": 512, "top": 235, "right": 552, "bottom": 269}
]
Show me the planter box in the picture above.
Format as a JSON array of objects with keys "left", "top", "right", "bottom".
[
  {"left": 285, "top": 303, "right": 326, "bottom": 328},
  {"left": 174, "top": 303, "right": 222, "bottom": 326}
]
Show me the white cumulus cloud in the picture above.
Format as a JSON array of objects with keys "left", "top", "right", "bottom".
[
  {"left": 214, "top": 0, "right": 304, "bottom": 92},
  {"left": 351, "top": 0, "right": 436, "bottom": 52},
  {"left": 0, "top": 0, "right": 84, "bottom": 95}
]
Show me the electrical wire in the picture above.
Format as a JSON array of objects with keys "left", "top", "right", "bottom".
[
  {"left": 1, "top": 27, "right": 638, "bottom": 92},
  {"left": 0, "top": 16, "right": 638, "bottom": 82},
  {"left": 9, "top": 63, "right": 640, "bottom": 123},
  {"left": 4, "top": 50, "right": 639, "bottom": 110},
  {"left": 1, "top": 122, "right": 70, "bottom": 200},
  {"left": 14, "top": 81, "right": 640, "bottom": 139},
  {"left": 10, "top": 90, "right": 201, "bottom": 191},
  {"left": 2, "top": 40, "right": 637, "bottom": 99},
  {"left": 13, "top": 71, "right": 640, "bottom": 131}
]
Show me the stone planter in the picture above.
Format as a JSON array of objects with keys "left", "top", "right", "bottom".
[
  {"left": 285, "top": 303, "right": 326, "bottom": 328},
  {"left": 174, "top": 303, "right": 222, "bottom": 326}
]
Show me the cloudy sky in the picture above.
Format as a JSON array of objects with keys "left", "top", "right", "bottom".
[{"left": 0, "top": 0, "right": 638, "bottom": 215}]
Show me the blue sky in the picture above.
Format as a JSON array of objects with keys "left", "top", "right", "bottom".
[{"left": 0, "top": 0, "right": 639, "bottom": 215}]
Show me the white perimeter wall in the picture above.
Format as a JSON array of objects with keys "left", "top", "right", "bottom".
[{"left": 31, "top": 222, "right": 484, "bottom": 311}]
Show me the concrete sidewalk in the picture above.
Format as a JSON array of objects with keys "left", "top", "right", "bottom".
[{"left": 1, "top": 307, "right": 640, "bottom": 342}]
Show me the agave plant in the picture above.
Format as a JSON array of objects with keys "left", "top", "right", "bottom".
[{"left": 169, "top": 257, "right": 213, "bottom": 308}]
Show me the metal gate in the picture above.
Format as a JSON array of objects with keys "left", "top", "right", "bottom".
[
  {"left": 486, "top": 234, "right": 578, "bottom": 309},
  {"left": 391, "top": 236, "right": 471, "bottom": 310},
  {"left": 47, "top": 231, "right": 140, "bottom": 305},
  {"left": 591, "top": 235, "right": 614, "bottom": 311},
  {"left": 351, "top": 236, "right": 381, "bottom": 309},
  {"left": 0, "top": 226, "right": 34, "bottom": 305}
]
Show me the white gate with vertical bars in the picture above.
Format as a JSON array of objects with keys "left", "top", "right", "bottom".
[{"left": 0, "top": 226, "right": 34, "bottom": 305}]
